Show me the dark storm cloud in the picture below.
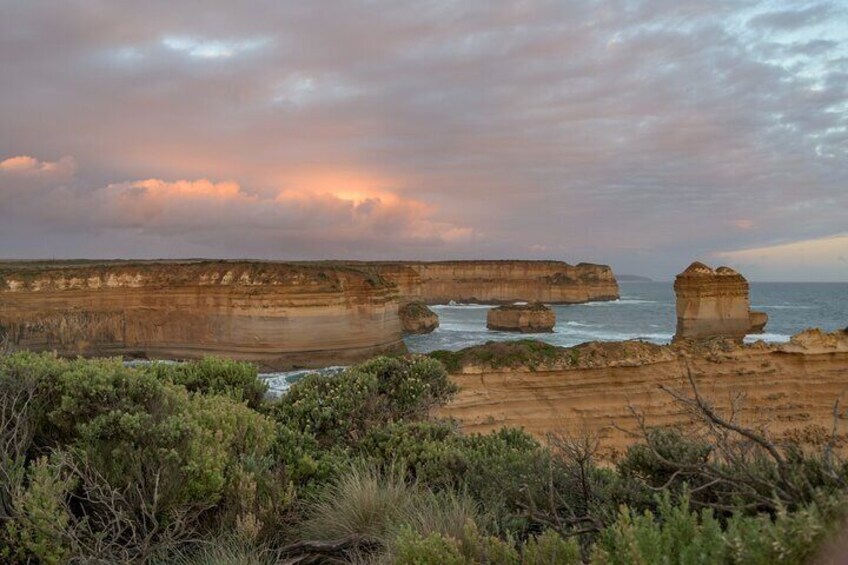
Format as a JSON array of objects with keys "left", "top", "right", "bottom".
[{"left": 0, "top": 0, "right": 846, "bottom": 280}]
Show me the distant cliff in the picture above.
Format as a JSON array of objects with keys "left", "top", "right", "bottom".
[
  {"left": 368, "top": 260, "right": 619, "bottom": 304},
  {"left": 0, "top": 261, "right": 404, "bottom": 370},
  {"left": 437, "top": 330, "right": 848, "bottom": 458}
]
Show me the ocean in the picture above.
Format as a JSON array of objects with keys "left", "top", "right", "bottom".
[
  {"left": 262, "top": 281, "right": 847, "bottom": 393},
  {"left": 404, "top": 281, "right": 848, "bottom": 353}
]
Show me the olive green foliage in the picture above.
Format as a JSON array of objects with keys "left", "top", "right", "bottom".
[
  {"left": 143, "top": 357, "right": 268, "bottom": 409},
  {"left": 591, "top": 492, "right": 848, "bottom": 565},
  {"left": 2, "top": 350, "right": 848, "bottom": 564},
  {"left": 0, "top": 352, "right": 288, "bottom": 563},
  {"left": 522, "top": 530, "right": 581, "bottom": 564},
  {"left": 269, "top": 355, "right": 457, "bottom": 448},
  {"left": 430, "top": 339, "right": 563, "bottom": 372}
]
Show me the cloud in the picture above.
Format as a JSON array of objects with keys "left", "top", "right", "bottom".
[
  {"left": 0, "top": 1, "right": 846, "bottom": 277},
  {"left": 0, "top": 155, "right": 77, "bottom": 178},
  {"left": 749, "top": 3, "right": 837, "bottom": 30},
  {"left": 161, "top": 35, "right": 270, "bottom": 59},
  {"left": 0, "top": 157, "right": 472, "bottom": 257}
]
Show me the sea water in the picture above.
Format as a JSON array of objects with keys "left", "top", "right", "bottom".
[
  {"left": 403, "top": 282, "right": 848, "bottom": 353},
  {"left": 262, "top": 281, "right": 846, "bottom": 394}
]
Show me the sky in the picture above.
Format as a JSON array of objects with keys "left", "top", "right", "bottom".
[{"left": 1, "top": 1, "right": 846, "bottom": 281}]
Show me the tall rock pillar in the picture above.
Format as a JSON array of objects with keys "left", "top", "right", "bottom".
[{"left": 673, "top": 262, "right": 765, "bottom": 341}]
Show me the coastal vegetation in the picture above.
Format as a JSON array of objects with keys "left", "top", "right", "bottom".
[{"left": 1, "top": 351, "right": 847, "bottom": 563}]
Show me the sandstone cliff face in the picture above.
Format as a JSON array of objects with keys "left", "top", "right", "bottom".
[
  {"left": 437, "top": 332, "right": 848, "bottom": 459},
  {"left": 0, "top": 261, "right": 404, "bottom": 370},
  {"left": 673, "top": 262, "right": 756, "bottom": 341},
  {"left": 399, "top": 301, "right": 439, "bottom": 334},
  {"left": 486, "top": 303, "right": 555, "bottom": 333},
  {"left": 373, "top": 261, "right": 619, "bottom": 305}
]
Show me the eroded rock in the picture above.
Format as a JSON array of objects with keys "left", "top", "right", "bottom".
[
  {"left": 673, "top": 262, "right": 765, "bottom": 341},
  {"left": 486, "top": 302, "right": 555, "bottom": 333},
  {"left": 399, "top": 301, "right": 439, "bottom": 334}
]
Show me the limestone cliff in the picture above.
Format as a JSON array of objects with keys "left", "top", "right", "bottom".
[
  {"left": 370, "top": 260, "right": 619, "bottom": 305},
  {"left": 486, "top": 303, "right": 555, "bottom": 333},
  {"left": 436, "top": 331, "right": 848, "bottom": 458},
  {"left": 0, "top": 261, "right": 404, "bottom": 370},
  {"left": 673, "top": 262, "right": 760, "bottom": 341}
]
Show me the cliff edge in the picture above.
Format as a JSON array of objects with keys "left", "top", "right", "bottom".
[
  {"left": 436, "top": 331, "right": 848, "bottom": 458},
  {"left": 0, "top": 260, "right": 405, "bottom": 370},
  {"left": 370, "top": 260, "right": 619, "bottom": 305}
]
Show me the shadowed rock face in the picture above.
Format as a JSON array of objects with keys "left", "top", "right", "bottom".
[
  {"left": 673, "top": 262, "right": 760, "bottom": 341},
  {"left": 0, "top": 261, "right": 404, "bottom": 370},
  {"left": 437, "top": 331, "right": 848, "bottom": 458},
  {"left": 749, "top": 311, "right": 769, "bottom": 333},
  {"left": 370, "top": 260, "right": 619, "bottom": 305},
  {"left": 399, "top": 301, "right": 439, "bottom": 334},
  {"left": 486, "top": 302, "right": 555, "bottom": 333}
]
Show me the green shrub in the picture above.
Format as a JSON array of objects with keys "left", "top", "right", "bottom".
[
  {"left": 724, "top": 495, "right": 848, "bottom": 564},
  {"left": 143, "top": 357, "right": 268, "bottom": 409},
  {"left": 522, "top": 530, "right": 582, "bottom": 564},
  {"left": 269, "top": 356, "right": 456, "bottom": 448},
  {"left": 590, "top": 493, "right": 726, "bottom": 565},
  {"left": 4, "top": 456, "right": 76, "bottom": 565},
  {"left": 1, "top": 353, "right": 287, "bottom": 562},
  {"left": 391, "top": 520, "right": 519, "bottom": 565},
  {"left": 393, "top": 527, "right": 468, "bottom": 564},
  {"left": 429, "top": 340, "right": 563, "bottom": 371}
]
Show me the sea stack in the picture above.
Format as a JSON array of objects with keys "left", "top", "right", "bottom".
[
  {"left": 398, "top": 301, "right": 439, "bottom": 334},
  {"left": 673, "top": 261, "right": 766, "bottom": 341},
  {"left": 487, "top": 302, "right": 556, "bottom": 333}
]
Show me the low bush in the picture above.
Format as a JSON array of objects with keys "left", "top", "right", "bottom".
[
  {"left": 143, "top": 357, "right": 268, "bottom": 409},
  {"left": 268, "top": 355, "right": 456, "bottom": 448},
  {"left": 3, "top": 350, "right": 848, "bottom": 563}
]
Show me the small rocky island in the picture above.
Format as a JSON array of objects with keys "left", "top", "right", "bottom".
[
  {"left": 487, "top": 302, "right": 556, "bottom": 333},
  {"left": 398, "top": 301, "right": 439, "bottom": 334}
]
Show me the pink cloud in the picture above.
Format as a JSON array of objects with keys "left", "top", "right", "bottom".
[
  {"left": 1, "top": 156, "right": 472, "bottom": 251},
  {"left": 0, "top": 155, "right": 77, "bottom": 178}
]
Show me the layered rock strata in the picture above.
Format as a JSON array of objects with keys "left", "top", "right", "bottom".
[
  {"left": 437, "top": 330, "right": 848, "bottom": 458},
  {"left": 749, "top": 311, "right": 769, "bottom": 333},
  {"left": 673, "top": 262, "right": 765, "bottom": 341},
  {"left": 0, "top": 261, "right": 404, "bottom": 370},
  {"left": 369, "top": 260, "right": 619, "bottom": 305},
  {"left": 399, "top": 301, "right": 439, "bottom": 334},
  {"left": 486, "top": 303, "right": 555, "bottom": 333}
]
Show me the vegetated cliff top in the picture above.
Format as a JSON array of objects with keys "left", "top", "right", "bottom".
[
  {"left": 0, "top": 259, "right": 393, "bottom": 292},
  {"left": 429, "top": 338, "right": 675, "bottom": 372},
  {"left": 335, "top": 259, "right": 615, "bottom": 270},
  {"left": 429, "top": 330, "right": 848, "bottom": 373}
]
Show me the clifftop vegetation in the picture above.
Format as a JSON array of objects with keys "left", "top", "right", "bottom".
[{"left": 1, "top": 351, "right": 847, "bottom": 563}]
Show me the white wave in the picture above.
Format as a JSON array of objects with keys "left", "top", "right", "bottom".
[
  {"left": 260, "top": 366, "right": 347, "bottom": 396},
  {"left": 432, "top": 303, "right": 493, "bottom": 310},
  {"left": 563, "top": 321, "right": 594, "bottom": 327},
  {"left": 751, "top": 304, "right": 817, "bottom": 310},
  {"left": 744, "top": 333, "right": 791, "bottom": 343},
  {"left": 579, "top": 299, "right": 658, "bottom": 306}
]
